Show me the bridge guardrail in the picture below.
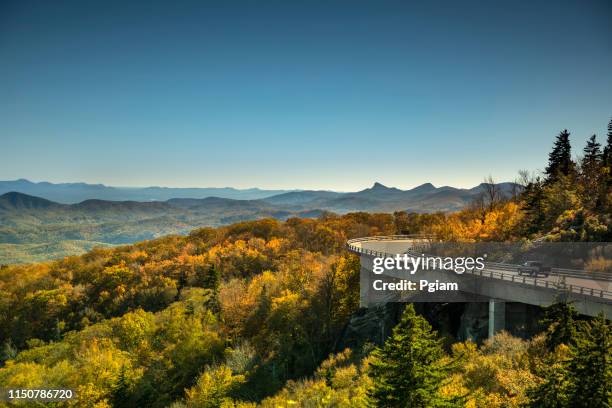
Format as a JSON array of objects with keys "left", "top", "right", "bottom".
[
  {"left": 484, "top": 262, "right": 609, "bottom": 281},
  {"left": 346, "top": 236, "right": 612, "bottom": 301},
  {"left": 467, "top": 267, "right": 612, "bottom": 300}
]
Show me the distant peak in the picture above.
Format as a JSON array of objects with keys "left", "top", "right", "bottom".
[
  {"left": 11, "top": 178, "right": 33, "bottom": 184},
  {"left": 410, "top": 182, "right": 436, "bottom": 191},
  {"left": 371, "top": 182, "right": 389, "bottom": 190}
]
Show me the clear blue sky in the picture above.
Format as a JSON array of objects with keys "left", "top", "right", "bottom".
[{"left": 1, "top": 0, "right": 611, "bottom": 191}]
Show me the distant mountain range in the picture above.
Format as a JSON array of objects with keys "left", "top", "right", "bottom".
[
  {"left": 0, "top": 180, "right": 519, "bottom": 263},
  {"left": 0, "top": 179, "right": 518, "bottom": 211},
  {"left": 261, "top": 181, "right": 518, "bottom": 213},
  {"left": 0, "top": 179, "right": 294, "bottom": 203}
]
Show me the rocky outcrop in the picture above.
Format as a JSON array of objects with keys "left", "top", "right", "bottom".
[
  {"left": 337, "top": 301, "right": 545, "bottom": 350},
  {"left": 335, "top": 303, "right": 403, "bottom": 351}
]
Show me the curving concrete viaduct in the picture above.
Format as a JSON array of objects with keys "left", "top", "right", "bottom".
[{"left": 347, "top": 236, "right": 612, "bottom": 337}]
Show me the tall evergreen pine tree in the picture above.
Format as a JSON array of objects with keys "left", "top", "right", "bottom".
[
  {"left": 112, "top": 365, "right": 134, "bottom": 408},
  {"left": 526, "top": 351, "right": 570, "bottom": 408},
  {"left": 603, "top": 118, "right": 612, "bottom": 193},
  {"left": 521, "top": 179, "right": 546, "bottom": 235},
  {"left": 545, "top": 130, "right": 574, "bottom": 184},
  {"left": 367, "top": 304, "right": 452, "bottom": 408},
  {"left": 204, "top": 264, "right": 221, "bottom": 314},
  {"left": 566, "top": 313, "right": 611, "bottom": 408},
  {"left": 204, "top": 263, "right": 220, "bottom": 293},
  {"left": 582, "top": 134, "right": 602, "bottom": 173},
  {"left": 603, "top": 118, "right": 612, "bottom": 168},
  {"left": 527, "top": 301, "right": 579, "bottom": 408},
  {"left": 580, "top": 134, "right": 603, "bottom": 209},
  {"left": 541, "top": 302, "right": 580, "bottom": 351}
]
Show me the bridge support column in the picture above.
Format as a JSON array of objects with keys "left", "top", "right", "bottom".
[{"left": 488, "top": 299, "right": 506, "bottom": 338}]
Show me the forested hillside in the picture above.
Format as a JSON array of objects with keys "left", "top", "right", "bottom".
[
  {"left": 0, "top": 193, "right": 322, "bottom": 264},
  {"left": 0, "top": 180, "right": 522, "bottom": 265},
  {"left": 1, "top": 121, "right": 611, "bottom": 407}
]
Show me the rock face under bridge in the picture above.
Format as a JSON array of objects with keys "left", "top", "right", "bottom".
[
  {"left": 346, "top": 236, "right": 612, "bottom": 339},
  {"left": 336, "top": 301, "right": 546, "bottom": 349}
]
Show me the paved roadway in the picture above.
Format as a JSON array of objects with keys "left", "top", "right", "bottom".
[
  {"left": 477, "top": 265, "right": 611, "bottom": 295},
  {"left": 347, "top": 236, "right": 611, "bottom": 300}
]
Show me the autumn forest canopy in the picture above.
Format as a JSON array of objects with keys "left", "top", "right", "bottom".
[{"left": 0, "top": 120, "right": 611, "bottom": 407}]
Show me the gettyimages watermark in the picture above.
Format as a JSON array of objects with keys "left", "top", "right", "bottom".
[
  {"left": 372, "top": 253, "right": 487, "bottom": 275},
  {"left": 350, "top": 240, "right": 612, "bottom": 305}
]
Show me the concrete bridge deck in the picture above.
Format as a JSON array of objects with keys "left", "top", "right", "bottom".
[{"left": 347, "top": 236, "right": 612, "bottom": 322}]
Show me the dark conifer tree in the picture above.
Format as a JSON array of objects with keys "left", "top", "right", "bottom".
[
  {"left": 176, "top": 265, "right": 188, "bottom": 300},
  {"left": 204, "top": 263, "right": 220, "bottom": 293},
  {"left": 521, "top": 179, "right": 546, "bottom": 235},
  {"left": 566, "top": 313, "right": 611, "bottom": 408},
  {"left": 367, "top": 304, "right": 453, "bottom": 407},
  {"left": 112, "top": 365, "right": 134, "bottom": 408},
  {"left": 580, "top": 135, "right": 603, "bottom": 209},
  {"left": 529, "top": 307, "right": 610, "bottom": 408},
  {"left": 603, "top": 118, "right": 612, "bottom": 168},
  {"left": 541, "top": 302, "right": 580, "bottom": 351},
  {"left": 526, "top": 352, "right": 570, "bottom": 408},
  {"left": 204, "top": 264, "right": 221, "bottom": 314},
  {"left": 603, "top": 118, "right": 612, "bottom": 195},
  {"left": 582, "top": 134, "right": 602, "bottom": 173},
  {"left": 545, "top": 130, "right": 575, "bottom": 184}
]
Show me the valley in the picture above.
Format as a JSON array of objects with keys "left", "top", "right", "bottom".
[{"left": 0, "top": 181, "right": 517, "bottom": 263}]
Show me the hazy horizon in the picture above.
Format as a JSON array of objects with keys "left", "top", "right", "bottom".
[{"left": 2, "top": 177, "right": 518, "bottom": 192}]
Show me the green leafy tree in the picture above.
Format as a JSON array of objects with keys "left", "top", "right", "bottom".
[
  {"left": 367, "top": 304, "right": 451, "bottom": 407},
  {"left": 184, "top": 365, "right": 245, "bottom": 408}
]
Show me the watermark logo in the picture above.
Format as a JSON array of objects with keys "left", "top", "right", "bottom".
[{"left": 372, "top": 253, "right": 487, "bottom": 275}]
